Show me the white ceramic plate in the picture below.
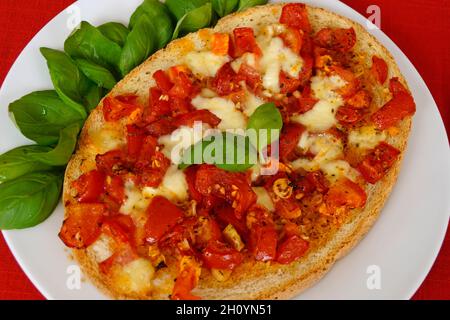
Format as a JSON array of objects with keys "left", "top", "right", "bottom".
[{"left": 1, "top": 0, "right": 449, "bottom": 300}]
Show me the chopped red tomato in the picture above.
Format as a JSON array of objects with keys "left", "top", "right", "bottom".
[
  {"left": 215, "top": 205, "right": 249, "bottom": 239},
  {"left": 59, "top": 203, "right": 106, "bottom": 248},
  {"left": 212, "top": 33, "right": 230, "bottom": 56},
  {"left": 357, "top": 142, "right": 400, "bottom": 184},
  {"left": 314, "top": 27, "right": 356, "bottom": 52},
  {"left": 336, "top": 106, "right": 364, "bottom": 124},
  {"left": 126, "top": 124, "right": 146, "bottom": 159},
  {"left": 145, "top": 117, "right": 177, "bottom": 137},
  {"left": 195, "top": 165, "right": 257, "bottom": 219},
  {"left": 170, "top": 97, "right": 192, "bottom": 117},
  {"left": 280, "top": 28, "right": 303, "bottom": 54},
  {"left": 305, "top": 171, "right": 329, "bottom": 194},
  {"left": 135, "top": 135, "right": 157, "bottom": 167},
  {"left": 250, "top": 225, "right": 277, "bottom": 262},
  {"left": 346, "top": 90, "right": 371, "bottom": 109},
  {"left": 144, "top": 196, "right": 184, "bottom": 244},
  {"left": 279, "top": 71, "right": 302, "bottom": 94},
  {"left": 210, "top": 63, "right": 239, "bottom": 96},
  {"left": 195, "top": 215, "right": 222, "bottom": 248},
  {"left": 237, "top": 64, "right": 262, "bottom": 92},
  {"left": 276, "top": 235, "right": 309, "bottom": 264},
  {"left": 71, "top": 170, "right": 105, "bottom": 203},
  {"left": 232, "top": 27, "right": 261, "bottom": 57},
  {"left": 297, "top": 51, "right": 314, "bottom": 86},
  {"left": 103, "top": 95, "right": 141, "bottom": 122},
  {"left": 174, "top": 110, "right": 221, "bottom": 128},
  {"left": 147, "top": 87, "right": 171, "bottom": 122},
  {"left": 102, "top": 214, "right": 135, "bottom": 244},
  {"left": 138, "top": 152, "right": 170, "bottom": 188},
  {"left": 171, "top": 257, "right": 201, "bottom": 300},
  {"left": 99, "top": 244, "right": 138, "bottom": 274},
  {"left": 325, "top": 178, "right": 367, "bottom": 210},
  {"left": 296, "top": 86, "right": 319, "bottom": 114},
  {"left": 167, "top": 66, "right": 197, "bottom": 99},
  {"left": 202, "top": 241, "right": 243, "bottom": 270},
  {"left": 96, "top": 150, "right": 128, "bottom": 175},
  {"left": 330, "top": 66, "right": 359, "bottom": 98},
  {"left": 371, "top": 78, "right": 416, "bottom": 129},
  {"left": 105, "top": 175, "right": 125, "bottom": 205},
  {"left": 279, "top": 123, "right": 304, "bottom": 161},
  {"left": 153, "top": 69, "right": 173, "bottom": 92},
  {"left": 280, "top": 3, "right": 311, "bottom": 33},
  {"left": 371, "top": 56, "right": 388, "bottom": 84},
  {"left": 183, "top": 166, "right": 202, "bottom": 203}
]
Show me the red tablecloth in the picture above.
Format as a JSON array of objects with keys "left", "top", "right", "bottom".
[{"left": 0, "top": 0, "right": 448, "bottom": 300}]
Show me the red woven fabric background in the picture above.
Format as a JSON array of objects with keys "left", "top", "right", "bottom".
[{"left": 0, "top": 0, "right": 448, "bottom": 300}]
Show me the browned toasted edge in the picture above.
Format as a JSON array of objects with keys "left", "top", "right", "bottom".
[{"left": 62, "top": 3, "right": 414, "bottom": 300}]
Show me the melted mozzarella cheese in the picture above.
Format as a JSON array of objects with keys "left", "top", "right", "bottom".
[
  {"left": 291, "top": 131, "right": 357, "bottom": 181},
  {"left": 143, "top": 165, "right": 188, "bottom": 203},
  {"left": 158, "top": 125, "right": 207, "bottom": 164},
  {"left": 191, "top": 95, "right": 246, "bottom": 130},
  {"left": 89, "top": 234, "right": 113, "bottom": 263},
  {"left": 291, "top": 74, "right": 346, "bottom": 132},
  {"left": 231, "top": 52, "right": 257, "bottom": 73},
  {"left": 258, "top": 37, "right": 303, "bottom": 93},
  {"left": 184, "top": 51, "right": 230, "bottom": 78},
  {"left": 112, "top": 258, "right": 154, "bottom": 295},
  {"left": 242, "top": 91, "right": 265, "bottom": 117},
  {"left": 252, "top": 187, "right": 274, "bottom": 211},
  {"left": 88, "top": 125, "right": 125, "bottom": 153},
  {"left": 120, "top": 181, "right": 150, "bottom": 215},
  {"left": 348, "top": 125, "right": 386, "bottom": 150}
]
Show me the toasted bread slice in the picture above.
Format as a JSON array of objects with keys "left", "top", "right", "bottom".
[{"left": 63, "top": 3, "right": 413, "bottom": 299}]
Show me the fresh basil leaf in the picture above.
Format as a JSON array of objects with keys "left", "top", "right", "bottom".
[
  {"left": 40, "top": 47, "right": 89, "bottom": 118},
  {"left": 64, "top": 21, "right": 122, "bottom": 69},
  {"left": 246, "top": 102, "right": 283, "bottom": 151},
  {"left": 9, "top": 91, "right": 85, "bottom": 146},
  {"left": 212, "top": 0, "right": 239, "bottom": 17},
  {"left": 0, "top": 146, "right": 53, "bottom": 184},
  {"left": 0, "top": 171, "right": 63, "bottom": 230},
  {"left": 180, "top": 132, "right": 256, "bottom": 172},
  {"left": 75, "top": 58, "right": 117, "bottom": 90},
  {"left": 237, "top": 0, "right": 268, "bottom": 12},
  {"left": 98, "top": 22, "right": 129, "bottom": 47},
  {"left": 165, "top": 0, "right": 209, "bottom": 20},
  {"left": 30, "top": 124, "right": 80, "bottom": 166},
  {"left": 84, "top": 85, "right": 104, "bottom": 112},
  {"left": 172, "top": 3, "right": 212, "bottom": 39},
  {"left": 119, "top": 14, "right": 156, "bottom": 76},
  {"left": 129, "top": 0, "right": 174, "bottom": 49}
]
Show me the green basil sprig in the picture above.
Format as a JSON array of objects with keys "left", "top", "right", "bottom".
[
  {"left": 64, "top": 21, "right": 123, "bottom": 70},
  {"left": 98, "top": 22, "right": 130, "bottom": 47},
  {"left": 0, "top": 146, "right": 53, "bottom": 184},
  {"left": 129, "top": 0, "right": 174, "bottom": 49},
  {"left": 0, "top": 171, "right": 63, "bottom": 229},
  {"left": 9, "top": 90, "right": 84, "bottom": 146},
  {"left": 119, "top": 14, "right": 157, "bottom": 76},
  {"left": 75, "top": 58, "right": 117, "bottom": 90},
  {"left": 212, "top": 0, "right": 239, "bottom": 17},
  {"left": 237, "top": 0, "right": 268, "bottom": 12},
  {"left": 246, "top": 102, "right": 283, "bottom": 151},
  {"left": 172, "top": 3, "right": 213, "bottom": 39}
]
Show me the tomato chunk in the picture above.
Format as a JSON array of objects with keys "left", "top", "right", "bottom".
[
  {"left": 147, "top": 87, "right": 171, "bottom": 122},
  {"left": 279, "top": 71, "right": 302, "bottom": 94},
  {"left": 212, "top": 33, "right": 230, "bottom": 56},
  {"left": 71, "top": 170, "right": 105, "bottom": 203},
  {"left": 371, "top": 79, "right": 416, "bottom": 129},
  {"left": 103, "top": 95, "right": 140, "bottom": 122},
  {"left": 215, "top": 205, "right": 248, "bottom": 239},
  {"left": 250, "top": 225, "right": 277, "bottom": 262},
  {"left": 280, "top": 3, "right": 311, "bottom": 33},
  {"left": 232, "top": 27, "right": 261, "bottom": 57},
  {"left": 330, "top": 65, "right": 359, "bottom": 98},
  {"left": 280, "top": 28, "right": 303, "bottom": 54},
  {"left": 325, "top": 178, "right": 367, "bottom": 210},
  {"left": 105, "top": 175, "right": 125, "bottom": 205},
  {"left": 174, "top": 110, "right": 221, "bottom": 128},
  {"left": 202, "top": 241, "right": 243, "bottom": 270},
  {"left": 59, "top": 203, "right": 106, "bottom": 248},
  {"left": 357, "top": 142, "right": 400, "bottom": 184},
  {"left": 211, "top": 62, "right": 239, "bottom": 96},
  {"left": 371, "top": 56, "right": 388, "bottom": 84},
  {"left": 96, "top": 150, "right": 128, "bottom": 175},
  {"left": 236, "top": 64, "right": 262, "bottom": 92},
  {"left": 195, "top": 165, "right": 256, "bottom": 219},
  {"left": 279, "top": 123, "right": 304, "bottom": 161},
  {"left": 126, "top": 124, "right": 146, "bottom": 159},
  {"left": 153, "top": 69, "right": 173, "bottom": 92},
  {"left": 102, "top": 214, "right": 135, "bottom": 244},
  {"left": 167, "top": 66, "right": 197, "bottom": 99},
  {"left": 314, "top": 27, "right": 356, "bottom": 52},
  {"left": 138, "top": 151, "right": 170, "bottom": 188},
  {"left": 195, "top": 215, "right": 222, "bottom": 248},
  {"left": 144, "top": 196, "right": 184, "bottom": 244},
  {"left": 336, "top": 106, "right": 364, "bottom": 124},
  {"left": 171, "top": 256, "right": 201, "bottom": 300},
  {"left": 276, "top": 235, "right": 309, "bottom": 264}
]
